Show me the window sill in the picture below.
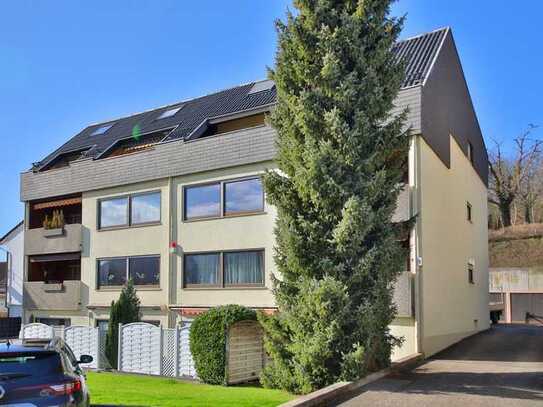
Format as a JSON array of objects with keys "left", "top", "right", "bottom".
[
  {"left": 97, "top": 222, "right": 162, "bottom": 232},
  {"left": 97, "top": 286, "right": 161, "bottom": 291},
  {"left": 182, "top": 286, "right": 267, "bottom": 291},
  {"left": 183, "top": 211, "right": 267, "bottom": 223}
]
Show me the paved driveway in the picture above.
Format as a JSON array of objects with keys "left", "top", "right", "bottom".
[{"left": 335, "top": 325, "right": 543, "bottom": 406}]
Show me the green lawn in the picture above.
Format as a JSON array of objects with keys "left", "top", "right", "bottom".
[{"left": 86, "top": 372, "right": 295, "bottom": 407}]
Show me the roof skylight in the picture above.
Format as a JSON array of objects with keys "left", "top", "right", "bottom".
[
  {"left": 156, "top": 106, "right": 183, "bottom": 120},
  {"left": 90, "top": 124, "right": 113, "bottom": 136},
  {"left": 248, "top": 80, "right": 275, "bottom": 95}
]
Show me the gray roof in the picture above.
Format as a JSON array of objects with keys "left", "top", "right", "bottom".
[{"left": 35, "top": 28, "right": 448, "bottom": 170}]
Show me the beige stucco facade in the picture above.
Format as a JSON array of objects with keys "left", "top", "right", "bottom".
[
  {"left": 415, "top": 134, "right": 489, "bottom": 357},
  {"left": 172, "top": 161, "right": 277, "bottom": 311},
  {"left": 23, "top": 133, "right": 488, "bottom": 363},
  {"left": 82, "top": 179, "right": 171, "bottom": 327}
]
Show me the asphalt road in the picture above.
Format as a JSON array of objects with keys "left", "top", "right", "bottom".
[{"left": 334, "top": 324, "right": 543, "bottom": 407}]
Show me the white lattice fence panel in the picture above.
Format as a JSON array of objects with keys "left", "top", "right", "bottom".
[
  {"left": 53, "top": 326, "right": 65, "bottom": 338},
  {"left": 20, "top": 323, "right": 54, "bottom": 339},
  {"left": 178, "top": 326, "right": 196, "bottom": 378},
  {"left": 64, "top": 326, "right": 99, "bottom": 369},
  {"left": 161, "top": 329, "right": 177, "bottom": 377},
  {"left": 98, "top": 329, "right": 111, "bottom": 369},
  {"left": 119, "top": 323, "right": 161, "bottom": 375}
]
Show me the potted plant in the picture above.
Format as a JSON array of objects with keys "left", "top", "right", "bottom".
[{"left": 43, "top": 209, "right": 66, "bottom": 237}]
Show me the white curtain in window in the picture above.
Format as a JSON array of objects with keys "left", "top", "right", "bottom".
[
  {"left": 225, "top": 251, "right": 263, "bottom": 285},
  {"left": 186, "top": 254, "right": 219, "bottom": 284}
]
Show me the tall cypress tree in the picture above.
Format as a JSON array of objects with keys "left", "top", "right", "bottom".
[{"left": 259, "top": 0, "right": 410, "bottom": 394}]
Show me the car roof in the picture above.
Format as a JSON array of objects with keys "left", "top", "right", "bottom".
[{"left": 0, "top": 338, "right": 64, "bottom": 353}]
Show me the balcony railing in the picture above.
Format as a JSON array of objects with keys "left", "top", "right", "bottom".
[
  {"left": 23, "top": 280, "right": 82, "bottom": 311},
  {"left": 24, "top": 224, "right": 82, "bottom": 256}
]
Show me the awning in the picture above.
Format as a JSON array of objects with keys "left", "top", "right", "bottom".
[
  {"left": 34, "top": 197, "right": 82, "bottom": 210},
  {"left": 29, "top": 253, "right": 80, "bottom": 263},
  {"left": 173, "top": 307, "right": 278, "bottom": 317}
]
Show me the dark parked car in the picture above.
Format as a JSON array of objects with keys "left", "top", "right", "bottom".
[{"left": 0, "top": 336, "right": 92, "bottom": 406}]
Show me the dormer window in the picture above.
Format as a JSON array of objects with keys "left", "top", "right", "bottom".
[
  {"left": 188, "top": 113, "right": 266, "bottom": 141},
  {"left": 40, "top": 148, "right": 90, "bottom": 171},
  {"left": 156, "top": 106, "right": 183, "bottom": 121},
  {"left": 100, "top": 129, "right": 170, "bottom": 159},
  {"left": 90, "top": 124, "right": 114, "bottom": 136}
]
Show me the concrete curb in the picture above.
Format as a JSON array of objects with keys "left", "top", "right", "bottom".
[{"left": 279, "top": 353, "right": 424, "bottom": 407}]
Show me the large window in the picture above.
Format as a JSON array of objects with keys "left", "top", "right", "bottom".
[
  {"left": 184, "top": 250, "right": 264, "bottom": 288},
  {"left": 99, "top": 191, "right": 160, "bottom": 229},
  {"left": 131, "top": 193, "right": 161, "bottom": 225},
  {"left": 184, "top": 184, "right": 221, "bottom": 219},
  {"left": 184, "top": 253, "right": 220, "bottom": 286},
  {"left": 99, "top": 197, "right": 128, "bottom": 228},
  {"left": 225, "top": 178, "right": 264, "bottom": 215},
  {"left": 183, "top": 177, "right": 264, "bottom": 220},
  {"left": 98, "top": 255, "right": 160, "bottom": 288}
]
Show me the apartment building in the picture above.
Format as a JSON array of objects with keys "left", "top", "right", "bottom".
[{"left": 19, "top": 27, "right": 489, "bottom": 359}]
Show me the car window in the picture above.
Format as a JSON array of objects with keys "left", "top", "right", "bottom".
[
  {"left": 63, "top": 345, "right": 78, "bottom": 366},
  {"left": 0, "top": 352, "right": 62, "bottom": 375},
  {"left": 60, "top": 346, "right": 78, "bottom": 371}
]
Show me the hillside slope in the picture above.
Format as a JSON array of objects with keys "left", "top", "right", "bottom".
[{"left": 490, "top": 224, "right": 543, "bottom": 268}]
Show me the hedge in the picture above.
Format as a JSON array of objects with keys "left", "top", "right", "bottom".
[{"left": 189, "top": 304, "right": 257, "bottom": 385}]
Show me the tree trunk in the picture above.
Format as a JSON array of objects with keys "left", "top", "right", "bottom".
[
  {"left": 525, "top": 203, "right": 533, "bottom": 224},
  {"left": 500, "top": 202, "right": 512, "bottom": 227}
]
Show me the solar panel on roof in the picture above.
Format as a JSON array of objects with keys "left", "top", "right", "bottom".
[
  {"left": 156, "top": 106, "right": 183, "bottom": 120},
  {"left": 248, "top": 80, "right": 275, "bottom": 95},
  {"left": 90, "top": 124, "right": 113, "bottom": 136}
]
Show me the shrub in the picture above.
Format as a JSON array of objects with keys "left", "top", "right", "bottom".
[{"left": 189, "top": 304, "right": 256, "bottom": 385}]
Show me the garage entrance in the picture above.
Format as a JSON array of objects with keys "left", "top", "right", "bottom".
[{"left": 511, "top": 293, "right": 543, "bottom": 324}]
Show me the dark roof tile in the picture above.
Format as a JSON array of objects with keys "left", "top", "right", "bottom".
[{"left": 36, "top": 28, "right": 447, "bottom": 169}]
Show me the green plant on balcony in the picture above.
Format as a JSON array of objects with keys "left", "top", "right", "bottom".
[{"left": 43, "top": 209, "right": 65, "bottom": 230}]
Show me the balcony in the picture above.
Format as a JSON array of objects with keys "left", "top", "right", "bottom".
[
  {"left": 24, "top": 280, "right": 82, "bottom": 311},
  {"left": 25, "top": 224, "right": 82, "bottom": 256}
]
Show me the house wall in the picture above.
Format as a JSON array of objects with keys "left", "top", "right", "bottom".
[
  {"left": 1, "top": 225, "right": 24, "bottom": 318},
  {"left": 421, "top": 30, "right": 488, "bottom": 185},
  {"left": 80, "top": 179, "right": 172, "bottom": 327},
  {"left": 172, "top": 161, "right": 277, "bottom": 310},
  {"left": 418, "top": 135, "right": 489, "bottom": 357},
  {"left": 390, "top": 317, "right": 416, "bottom": 360}
]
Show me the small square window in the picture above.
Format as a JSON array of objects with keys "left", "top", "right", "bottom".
[
  {"left": 90, "top": 124, "right": 114, "bottom": 136},
  {"left": 467, "top": 202, "right": 472, "bottom": 222},
  {"left": 468, "top": 263, "right": 474, "bottom": 284},
  {"left": 156, "top": 106, "right": 182, "bottom": 120}
]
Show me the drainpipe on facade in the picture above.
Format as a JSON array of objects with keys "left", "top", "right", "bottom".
[
  {"left": 168, "top": 177, "right": 176, "bottom": 328},
  {"left": 413, "top": 136, "right": 424, "bottom": 357}
]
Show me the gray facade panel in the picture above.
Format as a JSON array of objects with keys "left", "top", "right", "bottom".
[
  {"left": 21, "top": 126, "right": 277, "bottom": 201},
  {"left": 393, "top": 271, "right": 413, "bottom": 317},
  {"left": 391, "top": 86, "right": 421, "bottom": 134},
  {"left": 21, "top": 88, "right": 422, "bottom": 202},
  {"left": 421, "top": 31, "right": 488, "bottom": 185}
]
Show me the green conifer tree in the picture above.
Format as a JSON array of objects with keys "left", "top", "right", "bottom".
[
  {"left": 259, "top": 0, "right": 410, "bottom": 394},
  {"left": 105, "top": 280, "right": 142, "bottom": 368}
]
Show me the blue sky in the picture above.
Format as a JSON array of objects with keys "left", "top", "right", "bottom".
[{"left": 0, "top": 1, "right": 541, "bottom": 233}]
